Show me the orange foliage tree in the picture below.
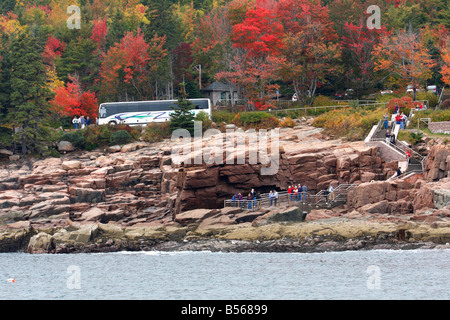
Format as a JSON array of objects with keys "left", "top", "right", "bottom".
[
  {"left": 374, "top": 29, "right": 436, "bottom": 100},
  {"left": 50, "top": 76, "right": 98, "bottom": 120},
  {"left": 277, "top": 0, "right": 340, "bottom": 105},
  {"left": 99, "top": 29, "right": 166, "bottom": 101}
]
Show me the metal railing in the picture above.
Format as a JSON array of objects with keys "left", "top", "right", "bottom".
[
  {"left": 224, "top": 184, "right": 359, "bottom": 211},
  {"left": 367, "top": 110, "right": 429, "bottom": 177},
  {"left": 388, "top": 168, "right": 424, "bottom": 181},
  {"left": 437, "top": 87, "right": 445, "bottom": 109}
]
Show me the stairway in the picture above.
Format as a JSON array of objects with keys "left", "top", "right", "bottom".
[{"left": 367, "top": 117, "right": 426, "bottom": 180}]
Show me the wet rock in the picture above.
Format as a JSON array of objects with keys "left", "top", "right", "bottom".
[{"left": 27, "top": 232, "right": 54, "bottom": 254}]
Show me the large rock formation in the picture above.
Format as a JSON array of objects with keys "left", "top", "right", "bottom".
[
  {"left": 0, "top": 126, "right": 387, "bottom": 229},
  {"left": 1, "top": 123, "right": 449, "bottom": 253}
]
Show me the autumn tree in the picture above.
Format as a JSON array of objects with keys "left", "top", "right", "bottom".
[
  {"left": 441, "top": 33, "right": 450, "bottom": 86},
  {"left": 374, "top": 29, "right": 436, "bottom": 100},
  {"left": 100, "top": 29, "right": 167, "bottom": 102},
  {"left": 217, "top": 0, "right": 284, "bottom": 110},
  {"left": 340, "top": 21, "right": 389, "bottom": 95},
  {"left": 277, "top": 0, "right": 340, "bottom": 105},
  {"left": 442, "top": 50, "right": 450, "bottom": 86},
  {"left": 50, "top": 75, "right": 98, "bottom": 120}
]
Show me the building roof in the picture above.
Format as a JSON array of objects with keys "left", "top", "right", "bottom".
[{"left": 201, "top": 81, "right": 237, "bottom": 92}]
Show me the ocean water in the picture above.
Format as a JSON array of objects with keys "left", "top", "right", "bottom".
[{"left": 0, "top": 249, "right": 449, "bottom": 300}]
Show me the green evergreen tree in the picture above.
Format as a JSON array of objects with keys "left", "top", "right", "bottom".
[
  {"left": 0, "top": 34, "right": 12, "bottom": 121},
  {"left": 56, "top": 37, "right": 100, "bottom": 89},
  {"left": 0, "top": 0, "right": 16, "bottom": 14},
  {"left": 7, "top": 31, "right": 52, "bottom": 155},
  {"left": 169, "top": 83, "right": 195, "bottom": 135}
]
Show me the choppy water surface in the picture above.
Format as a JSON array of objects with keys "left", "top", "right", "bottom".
[{"left": 0, "top": 249, "right": 449, "bottom": 299}]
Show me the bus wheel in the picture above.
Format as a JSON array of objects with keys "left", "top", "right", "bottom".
[{"left": 108, "top": 121, "right": 117, "bottom": 126}]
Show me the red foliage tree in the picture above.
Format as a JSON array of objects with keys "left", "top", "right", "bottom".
[
  {"left": 91, "top": 19, "right": 108, "bottom": 50},
  {"left": 277, "top": 0, "right": 340, "bottom": 105},
  {"left": 100, "top": 29, "right": 167, "bottom": 101},
  {"left": 42, "top": 36, "right": 66, "bottom": 66},
  {"left": 231, "top": 1, "right": 284, "bottom": 58},
  {"left": 341, "top": 20, "right": 389, "bottom": 94},
  {"left": 217, "top": 0, "right": 284, "bottom": 110},
  {"left": 50, "top": 76, "right": 98, "bottom": 119}
]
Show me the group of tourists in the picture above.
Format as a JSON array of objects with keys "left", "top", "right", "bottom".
[
  {"left": 72, "top": 115, "right": 92, "bottom": 130},
  {"left": 383, "top": 105, "right": 408, "bottom": 132},
  {"left": 231, "top": 188, "right": 279, "bottom": 210},
  {"left": 230, "top": 182, "right": 341, "bottom": 210},
  {"left": 287, "top": 184, "right": 308, "bottom": 202},
  {"left": 395, "top": 112, "right": 408, "bottom": 129},
  {"left": 385, "top": 129, "right": 396, "bottom": 145}
]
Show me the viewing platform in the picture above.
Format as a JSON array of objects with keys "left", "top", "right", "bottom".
[{"left": 224, "top": 184, "right": 358, "bottom": 213}]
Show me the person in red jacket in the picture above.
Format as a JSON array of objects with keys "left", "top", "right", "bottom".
[
  {"left": 405, "top": 150, "right": 411, "bottom": 164},
  {"left": 288, "top": 185, "right": 293, "bottom": 201}
]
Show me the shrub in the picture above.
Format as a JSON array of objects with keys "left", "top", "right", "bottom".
[
  {"left": 232, "top": 112, "right": 271, "bottom": 125},
  {"left": 109, "top": 130, "right": 133, "bottom": 145},
  {"left": 416, "top": 91, "right": 439, "bottom": 109},
  {"left": 195, "top": 111, "right": 213, "bottom": 131},
  {"left": 398, "top": 131, "right": 423, "bottom": 145},
  {"left": 440, "top": 99, "right": 450, "bottom": 110},
  {"left": 211, "top": 110, "right": 235, "bottom": 124},
  {"left": 82, "top": 125, "right": 113, "bottom": 151},
  {"left": 232, "top": 111, "right": 280, "bottom": 129},
  {"left": 61, "top": 130, "right": 86, "bottom": 149},
  {"left": 431, "top": 109, "right": 450, "bottom": 122},
  {"left": 312, "top": 95, "right": 333, "bottom": 107},
  {"left": 312, "top": 107, "right": 385, "bottom": 141},
  {"left": 142, "top": 121, "right": 171, "bottom": 143},
  {"left": 387, "top": 96, "right": 415, "bottom": 114},
  {"left": 280, "top": 117, "right": 296, "bottom": 128}
]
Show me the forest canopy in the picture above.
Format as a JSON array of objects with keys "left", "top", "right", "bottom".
[{"left": 0, "top": 0, "right": 449, "bottom": 153}]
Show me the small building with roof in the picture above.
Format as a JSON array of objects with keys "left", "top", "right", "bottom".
[{"left": 200, "top": 81, "right": 240, "bottom": 107}]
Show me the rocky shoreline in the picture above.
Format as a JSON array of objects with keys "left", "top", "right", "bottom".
[
  {"left": 1, "top": 122, "right": 449, "bottom": 254},
  {"left": 2, "top": 210, "right": 450, "bottom": 254}
]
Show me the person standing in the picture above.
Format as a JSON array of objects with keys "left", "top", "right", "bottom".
[
  {"left": 80, "top": 115, "right": 86, "bottom": 129},
  {"left": 247, "top": 193, "right": 253, "bottom": 210},
  {"left": 269, "top": 191, "right": 274, "bottom": 207},
  {"left": 384, "top": 113, "right": 389, "bottom": 129},
  {"left": 400, "top": 112, "right": 406, "bottom": 129},
  {"left": 301, "top": 184, "right": 307, "bottom": 203},
  {"left": 288, "top": 185, "right": 293, "bottom": 201},
  {"left": 232, "top": 193, "right": 237, "bottom": 207},
  {"left": 395, "top": 113, "right": 401, "bottom": 125},
  {"left": 405, "top": 149, "right": 411, "bottom": 164},
  {"left": 86, "top": 116, "right": 91, "bottom": 127},
  {"left": 385, "top": 130, "right": 391, "bottom": 144},
  {"left": 328, "top": 184, "right": 335, "bottom": 202},
  {"left": 273, "top": 190, "right": 278, "bottom": 207},
  {"left": 390, "top": 133, "right": 396, "bottom": 145},
  {"left": 72, "top": 116, "right": 79, "bottom": 130}
]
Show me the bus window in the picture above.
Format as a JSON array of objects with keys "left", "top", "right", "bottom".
[{"left": 100, "top": 105, "right": 107, "bottom": 118}]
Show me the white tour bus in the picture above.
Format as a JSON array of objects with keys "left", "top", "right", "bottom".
[{"left": 97, "top": 98, "right": 211, "bottom": 126}]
